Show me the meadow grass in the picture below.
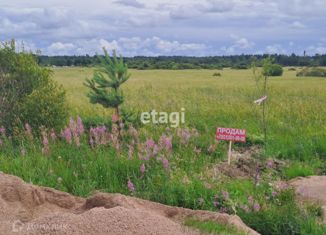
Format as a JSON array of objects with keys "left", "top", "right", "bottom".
[
  {"left": 1, "top": 67, "right": 326, "bottom": 234},
  {"left": 184, "top": 219, "right": 247, "bottom": 235},
  {"left": 53, "top": 67, "right": 326, "bottom": 160}
]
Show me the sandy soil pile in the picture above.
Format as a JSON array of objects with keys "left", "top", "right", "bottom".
[{"left": 0, "top": 172, "right": 259, "bottom": 235}]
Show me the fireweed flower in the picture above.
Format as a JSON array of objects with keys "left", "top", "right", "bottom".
[
  {"left": 127, "top": 179, "right": 135, "bottom": 192},
  {"left": 146, "top": 139, "right": 155, "bottom": 149},
  {"left": 271, "top": 191, "right": 278, "bottom": 198},
  {"left": 76, "top": 116, "right": 84, "bottom": 135},
  {"left": 213, "top": 201, "right": 219, "bottom": 207},
  {"left": 159, "top": 135, "right": 172, "bottom": 152},
  {"left": 111, "top": 114, "right": 119, "bottom": 123},
  {"left": 62, "top": 128, "right": 72, "bottom": 144},
  {"left": 253, "top": 203, "right": 261, "bottom": 212},
  {"left": 162, "top": 158, "right": 169, "bottom": 170}
]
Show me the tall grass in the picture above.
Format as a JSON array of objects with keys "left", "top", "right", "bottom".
[{"left": 53, "top": 67, "right": 326, "bottom": 160}]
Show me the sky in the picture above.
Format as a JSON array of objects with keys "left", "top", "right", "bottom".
[{"left": 0, "top": 0, "right": 325, "bottom": 56}]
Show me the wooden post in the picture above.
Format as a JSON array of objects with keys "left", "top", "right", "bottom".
[{"left": 228, "top": 141, "right": 232, "bottom": 165}]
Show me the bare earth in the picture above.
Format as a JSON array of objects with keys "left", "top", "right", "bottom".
[
  {"left": 0, "top": 172, "right": 259, "bottom": 235},
  {"left": 291, "top": 176, "right": 326, "bottom": 223}
]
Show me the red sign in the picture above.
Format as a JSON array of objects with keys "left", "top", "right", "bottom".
[{"left": 216, "top": 127, "right": 246, "bottom": 142}]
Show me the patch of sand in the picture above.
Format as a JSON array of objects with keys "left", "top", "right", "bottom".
[{"left": 0, "top": 172, "right": 259, "bottom": 234}]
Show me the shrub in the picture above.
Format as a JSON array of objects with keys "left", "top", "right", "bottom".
[
  {"left": 263, "top": 63, "right": 283, "bottom": 76},
  {"left": 232, "top": 64, "right": 248, "bottom": 69},
  {"left": 19, "top": 80, "right": 68, "bottom": 132},
  {"left": 296, "top": 67, "right": 326, "bottom": 77},
  {"left": 212, "top": 72, "right": 221, "bottom": 77},
  {"left": 0, "top": 40, "right": 68, "bottom": 134}
]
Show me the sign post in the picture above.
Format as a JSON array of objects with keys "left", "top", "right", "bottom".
[{"left": 216, "top": 127, "right": 246, "bottom": 165}]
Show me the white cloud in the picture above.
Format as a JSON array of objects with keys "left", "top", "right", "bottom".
[
  {"left": 114, "top": 0, "right": 145, "bottom": 8},
  {"left": 307, "top": 44, "right": 326, "bottom": 55},
  {"left": 291, "top": 21, "right": 305, "bottom": 29},
  {"left": 46, "top": 42, "right": 75, "bottom": 55},
  {"left": 202, "top": 0, "right": 234, "bottom": 13},
  {"left": 100, "top": 36, "right": 207, "bottom": 56},
  {"left": 265, "top": 44, "right": 287, "bottom": 54},
  {"left": 41, "top": 37, "right": 208, "bottom": 56},
  {"left": 0, "top": 0, "right": 325, "bottom": 55},
  {"left": 221, "top": 35, "right": 254, "bottom": 54}
]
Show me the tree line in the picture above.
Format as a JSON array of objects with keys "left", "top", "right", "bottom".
[{"left": 37, "top": 53, "right": 326, "bottom": 69}]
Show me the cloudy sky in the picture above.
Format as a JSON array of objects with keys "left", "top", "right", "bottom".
[{"left": 1, "top": 0, "right": 325, "bottom": 56}]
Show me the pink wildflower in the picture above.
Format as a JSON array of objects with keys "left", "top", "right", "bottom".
[
  {"left": 112, "top": 114, "right": 119, "bottom": 123},
  {"left": 162, "top": 158, "right": 169, "bottom": 170},
  {"left": 146, "top": 139, "right": 155, "bottom": 149},
  {"left": 127, "top": 179, "right": 135, "bottom": 192},
  {"left": 62, "top": 128, "right": 72, "bottom": 144},
  {"left": 253, "top": 203, "right": 261, "bottom": 212},
  {"left": 159, "top": 135, "right": 172, "bottom": 152},
  {"left": 77, "top": 116, "right": 84, "bottom": 135}
]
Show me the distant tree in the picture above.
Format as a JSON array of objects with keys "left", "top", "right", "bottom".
[
  {"left": 85, "top": 49, "right": 130, "bottom": 131},
  {"left": 262, "top": 63, "right": 283, "bottom": 76}
]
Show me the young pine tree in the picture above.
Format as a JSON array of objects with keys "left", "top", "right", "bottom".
[{"left": 85, "top": 49, "right": 130, "bottom": 124}]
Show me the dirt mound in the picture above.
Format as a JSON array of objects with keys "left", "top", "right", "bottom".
[
  {"left": 211, "top": 147, "right": 284, "bottom": 179},
  {"left": 0, "top": 172, "right": 259, "bottom": 235},
  {"left": 290, "top": 176, "right": 326, "bottom": 223}
]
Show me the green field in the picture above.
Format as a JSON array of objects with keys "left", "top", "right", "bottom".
[
  {"left": 53, "top": 67, "right": 326, "bottom": 159},
  {"left": 2, "top": 66, "right": 326, "bottom": 234}
]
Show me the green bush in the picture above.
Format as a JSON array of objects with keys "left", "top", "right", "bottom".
[
  {"left": 0, "top": 40, "right": 68, "bottom": 133},
  {"left": 19, "top": 80, "right": 68, "bottom": 132},
  {"left": 263, "top": 64, "right": 283, "bottom": 76},
  {"left": 296, "top": 67, "right": 326, "bottom": 77}
]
